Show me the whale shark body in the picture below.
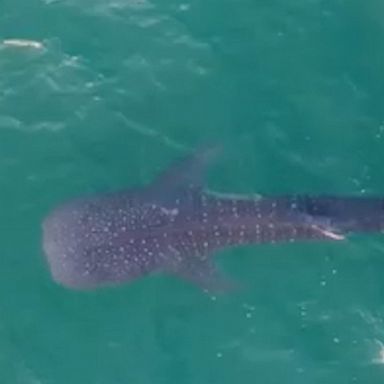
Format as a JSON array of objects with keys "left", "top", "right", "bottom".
[{"left": 42, "top": 148, "right": 384, "bottom": 291}]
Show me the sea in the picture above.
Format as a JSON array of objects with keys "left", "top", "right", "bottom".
[{"left": 1, "top": 0, "right": 384, "bottom": 383}]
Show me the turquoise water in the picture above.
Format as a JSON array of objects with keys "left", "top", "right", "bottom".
[{"left": 1, "top": 0, "right": 384, "bottom": 382}]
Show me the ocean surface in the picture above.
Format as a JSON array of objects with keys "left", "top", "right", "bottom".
[{"left": 1, "top": 0, "right": 384, "bottom": 383}]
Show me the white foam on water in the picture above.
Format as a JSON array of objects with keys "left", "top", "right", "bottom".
[{"left": 2, "top": 39, "right": 44, "bottom": 50}]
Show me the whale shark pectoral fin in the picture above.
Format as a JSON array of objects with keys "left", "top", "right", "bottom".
[
  {"left": 174, "top": 258, "right": 237, "bottom": 294},
  {"left": 144, "top": 145, "right": 221, "bottom": 207},
  {"left": 165, "top": 247, "right": 236, "bottom": 294}
]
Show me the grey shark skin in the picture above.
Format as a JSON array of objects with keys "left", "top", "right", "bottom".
[{"left": 42, "top": 149, "right": 384, "bottom": 291}]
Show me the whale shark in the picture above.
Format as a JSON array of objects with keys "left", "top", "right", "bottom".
[{"left": 42, "top": 148, "right": 384, "bottom": 291}]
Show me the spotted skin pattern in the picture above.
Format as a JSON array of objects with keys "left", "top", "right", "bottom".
[{"left": 42, "top": 151, "right": 384, "bottom": 290}]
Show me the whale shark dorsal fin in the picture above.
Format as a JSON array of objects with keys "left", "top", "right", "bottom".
[{"left": 144, "top": 145, "right": 221, "bottom": 207}]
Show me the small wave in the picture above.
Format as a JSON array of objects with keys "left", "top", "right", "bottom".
[{"left": 1, "top": 39, "right": 44, "bottom": 50}]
